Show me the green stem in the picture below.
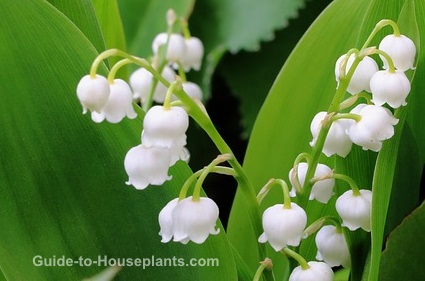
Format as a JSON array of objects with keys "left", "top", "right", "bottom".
[
  {"left": 163, "top": 81, "right": 181, "bottom": 110},
  {"left": 171, "top": 87, "right": 267, "bottom": 260},
  {"left": 178, "top": 166, "right": 236, "bottom": 200},
  {"left": 253, "top": 258, "right": 273, "bottom": 281},
  {"left": 332, "top": 173, "right": 361, "bottom": 196},
  {"left": 107, "top": 58, "right": 132, "bottom": 83},
  {"left": 193, "top": 154, "right": 232, "bottom": 201},
  {"left": 361, "top": 19, "right": 400, "bottom": 50},
  {"left": 331, "top": 113, "right": 362, "bottom": 122},
  {"left": 339, "top": 92, "right": 372, "bottom": 110},
  {"left": 372, "top": 49, "right": 396, "bottom": 73},
  {"left": 302, "top": 216, "right": 343, "bottom": 238},
  {"left": 256, "top": 179, "right": 291, "bottom": 209},
  {"left": 281, "top": 248, "right": 309, "bottom": 270}
]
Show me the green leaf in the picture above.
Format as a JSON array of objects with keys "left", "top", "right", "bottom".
[
  {"left": 378, "top": 200, "right": 425, "bottom": 281},
  {"left": 47, "top": 0, "right": 106, "bottom": 53},
  {"left": 218, "top": 0, "right": 332, "bottom": 138},
  {"left": 117, "top": 0, "right": 195, "bottom": 58},
  {"left": 188, "top": 0, "right": 308, "bottom": 100},
  {"left": 91, "top": 0, "right": 127, "bottom": 70},
  {"left": 227, "top": 0, "right": 374, "bottom": 278},
  {"left": 0, "top": 1, "right": 237, "bottom": 280}
]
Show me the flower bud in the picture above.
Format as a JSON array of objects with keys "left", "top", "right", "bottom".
[
  {"left": 315, "top": 225, "right": 351, "bottom": 268},
  {"left": 258, "top": 203, "right": 307, "bottom": 251},
  {"left": 76, "top": 74, "right": 110, "bottom": 114},
  {"left": 347, "top": 104, "right": 398, "bottom": 152},
  {"left": 370, "top": 70, "right": 410, "bottom": 108},
  {"left": 335, "top": 54, "right": 378, "bottom": 94},
  {"left": 289, "top": 261, "right": 334, "bottom": 281},
  {"left": 289, "top": 162, "right": 335, "bottom": 204},
  {"left": 310, "top": 111, "right": 354, "bottom": 157},
  {"left": 172, "top": 196, "right": 220, "bottom": 244},
  {"left": 379, "top": 34, "right": 416, "bottom": 71},
  {"left": 91, "top": 79, "right": 137, "bottom": 123},
  {"left": 336, "top": 189, "right": 372, "bottom": 232}
]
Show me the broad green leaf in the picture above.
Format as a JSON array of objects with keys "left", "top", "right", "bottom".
[
  {"left": 364, "top": 1, "right": 421, "bottom": 280},
  {"left": 47, "top": 0, "right": 106, "bottom": 53},
  {"left": 378, "top": 200, "right": 425, "bottom": 281},
  {"left": 0, "top": 1, "right": 237, "bottom": 280},
  {"left": 227, "top": 0, "right": 373, "bottom": 278},
  {"left": 91, "top": 0, "right": 127, "bottom": 70},
  {"left": 218, "top": 0, "right": 332, "bottom": 138},
  {"left": 117, "top": 0, "right": 195, "bottom": 58},
  {"left": 188, "top": 0, "right": 308, "bottom": 100},
  {"left": 406, "top": 0, "right": 425, "bottom": 163}
]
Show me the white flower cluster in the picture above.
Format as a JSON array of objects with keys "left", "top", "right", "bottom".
[
  {"left": 258, "top": 28, "right": 415, "bottom": 280},
  {"left": 76, "top": 75, "right": 137, "bottom": 123},
  {"left": 129, "top": 31, "right": 204, "bottom": 104},
  {"left": 159, "top": 196, "right": 220, "bottom": 244},
  {"left": 316, "top": 33, "right": 415, "bottom": 154}
]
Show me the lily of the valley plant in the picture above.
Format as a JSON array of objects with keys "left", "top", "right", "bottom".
[{"left": 76, "top": 10, "right": 416, "bottom": 281}]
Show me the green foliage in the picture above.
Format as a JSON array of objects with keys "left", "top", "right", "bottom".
[
  {"left": 379, "top": 201, "right": 425, "bottom": 281},
  {"left": 0, "top": 1, "right": 237, "bottom": 280}
]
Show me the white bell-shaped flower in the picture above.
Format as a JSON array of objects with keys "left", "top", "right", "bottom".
[
  {"left": 315, "top": 225, "right": 351, "bottom": 268},
  {"left": 336, "top": 189, "right": 372, "bottom": 232},
  {"left": 142, "top": 105, "right": 189, "bottom": 147},
  {"left": 182, "top": 81, "right": 203, "bottom": 100},
  {"left": 258, "top": 203, "right": 307, "bottom": 251},
  {"left": 124, "top": 144, "right": 172, "bottom": 190},
  {"left": 335, "top": 54, "right": 378, "bottom": 94},
  {"left": 180, "top": 37, "right": 204, "bottom": 71},
  {"left": 378, "top": 34, "right": 416, "bottom": 71},
  {"left": 158, "top": 198, "right": 179, "bottom": 243},
  {"left": 172, "top": 196, "right": 220, "bottom": 244},
  {"left": 310, "top": 111, "right": 354, "bottom": 157},
  {"left": 289, "top": 162, "right": 335, "bottom": 204},
  {"left": 76, "top": 74, "right": 110, "bottom": 114},
  {"left": 91, "top": 79, "right": 137, "bottom": 123},
  {"left": 129, "top": 66, "right": 175, "bottom": 103},
  {"left": 152, "top": 33, "right": 186, "bottom": 63},
  {"left": 347, "top": 104, "right": 399, "bottom": 152},
  {"left": 370, "top": 70, "right": 411, "bottom": 108},
  {"left": 289, "top": 261, "right": 334, "bottom": 281}
]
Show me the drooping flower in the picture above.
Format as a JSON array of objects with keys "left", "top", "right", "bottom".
[
  {"left": 335, "top": 54, "right": 378, "bottom": 94},
  {"left": 124, "top": 144, "right": 172, "bottom": 190},
  {"left": 378, "top": 34, "right": 416, "bottom": 71},
  {"left": 289, "top": 162, "right": 335, "bottom": 204},
  {"left": 370, "top": 70, "right": 411, "bottom": 108},
  {"left": 158, "top": 198, "right": 179, "bottom": 243},
  {"left": 172, "top": 196, "right": 220, "bottom": 244},
  {"left": 258, "top": 203, "right": 307, "bottom": 251},
  {"left": 310, "top": 111, "right": 354, "bottom": 157},
  {"left": 142, "top": 105, "right": 189, "bottom": 165},
  {"left": 76, "top": 74, "right": 110, "bottom": 114},
  {"left": 152, "top": 33, "right": 186, "bottom": 63},
  {"left": 129, "top": 65, "right": 175, "bottom": 103},
  {"left": 336, "top": 189, "right": 372, "bottom": 232},
  {"left": 347, "top": 104, "right": 399, "bottom": 152},
  {"left": 180, "top": 37, "right": 204, "bottom": 71},
  {"left": 91, "top": 79, "right": 137, "bottom": 123},
  {"left": 181, "top": 81, "right": 203, "bottom": 101},
  {"left": 315, "top": 225, "right": 351, "bottom": 268},
  {"left": 289, "top": 261, "right": 334, "bottom": 281}
]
